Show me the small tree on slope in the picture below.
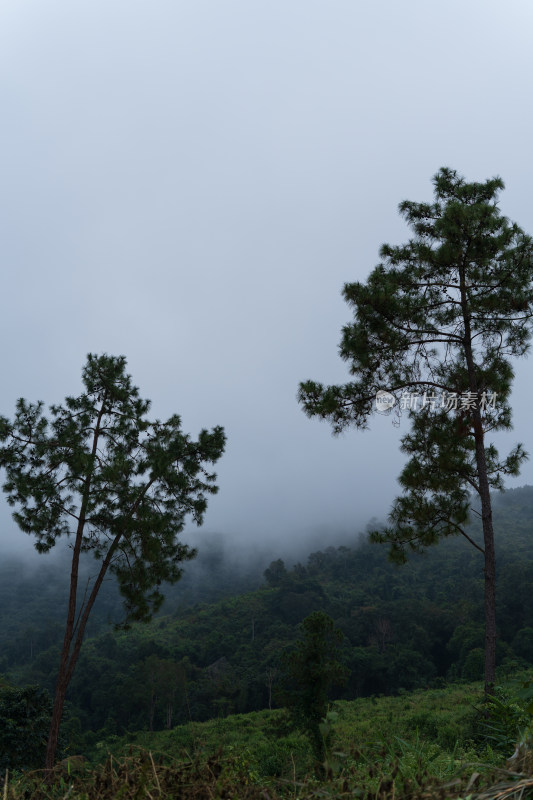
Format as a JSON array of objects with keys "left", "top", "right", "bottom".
[
  {"left": 298, "top": 168, "right": 533, "bottom": 694},
  {"left": 277, "top": 611, "right": 348, "bottom": 778},
  {"left": 0, "top": 353, "right": 226, "bottom": 768}
]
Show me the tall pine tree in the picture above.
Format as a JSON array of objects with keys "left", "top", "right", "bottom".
[{"left": 299, "top": 168, "right": 533, "bottom": 693}]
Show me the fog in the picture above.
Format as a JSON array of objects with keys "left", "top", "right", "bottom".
[{"left": 1, "top": 1, "right": 533, "bottom": 563}]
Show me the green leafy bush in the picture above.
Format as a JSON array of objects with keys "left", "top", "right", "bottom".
[{"left": 474, "top": 688, "right": 531, "bottom": 756}]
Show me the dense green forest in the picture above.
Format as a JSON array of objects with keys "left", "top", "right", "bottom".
[{"left": 1, "top": 486, "right": 533, "bottom": 750}]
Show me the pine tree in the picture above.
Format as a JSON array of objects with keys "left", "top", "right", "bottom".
[
  {"left": 277, "top": 611, "right": 348, "bottom": 777},
  {"left": 299, "top": 168, "right": 533, "bottom": 694},
  {"left": 0, "top": 353, "right": 226, "bottom": 768}
]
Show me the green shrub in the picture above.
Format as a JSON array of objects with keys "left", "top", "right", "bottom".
[
  {"left": 0, "top": 685, "right": 52, "bottom": 771},
  {"left": 474, "top": 688, "right": 531, "bottom": 755},
  {"left": 462, "top": 647, "right": 485, "bottom": 681}
]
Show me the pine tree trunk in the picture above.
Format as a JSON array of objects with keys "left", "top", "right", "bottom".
[
  {"left": 482, "top": 511, "right": 497, "bottom": 694},
  {"left": 44, "top": 530, "right": 122, "bottom": 768},
  {"left": 461, "top": 276, "right": 497, "bottom": 695},
  {"left": 43, "top": 487, "right": 149, "bottom": 768},
  {"left": 45, "top": 676, "right": 68, "bottom": 770},
  {"left": 45, "top": 396, "right": 109, "bottom": 771},
  {"left": 45, "top": 531, "right": 84, "bottom": 771},
  {"left": 149, "top": 692, "right": 155, "bottom": 732},
  {"left": 473, "top": 413, "right": 497, "bottom": 694}
]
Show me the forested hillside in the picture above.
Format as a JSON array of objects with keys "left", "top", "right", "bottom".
[
  {"left": 1, "top": 486, "right": 533, "bottom": 744},
  {"left": 0, "top": 530, "right": 267, "bottom": 675}
]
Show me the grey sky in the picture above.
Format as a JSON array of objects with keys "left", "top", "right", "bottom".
[{"left": 1, "top": 1, "right": 532, "bottom": 558}]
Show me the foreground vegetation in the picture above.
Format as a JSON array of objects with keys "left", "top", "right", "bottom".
[
  {"left": 4, "top": 674, "right": 533, "bottom": 799},
  {"left": 2, "top": 488, "right": 533, "bottom": 795},
  {"left": 2, "top": 485, "right": 532, "bottom": 745}
]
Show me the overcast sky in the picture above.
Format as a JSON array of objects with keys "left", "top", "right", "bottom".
[{"left": 1, "top": 1, "right": 532, "bottom": 559}]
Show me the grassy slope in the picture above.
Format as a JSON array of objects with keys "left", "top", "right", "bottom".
[
  {"left": 86, "top": 678, "right": 506, "bottom": 786},
  {"left": 7, "top": 674, "right": 533, "bottom": 798}
]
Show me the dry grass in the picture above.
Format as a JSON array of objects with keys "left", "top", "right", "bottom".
[{"left": 2, "top": 748, "right": 269, "bottom": 800}]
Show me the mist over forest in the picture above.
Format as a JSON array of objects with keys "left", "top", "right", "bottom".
[{"left": 0, "top": 512, "right": 370, "bottom": 630}]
